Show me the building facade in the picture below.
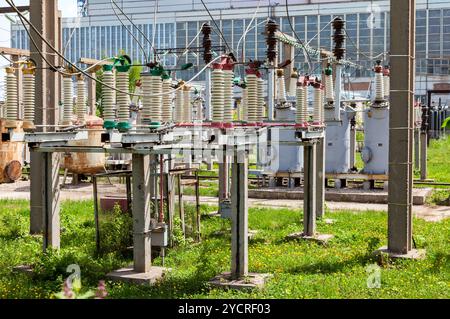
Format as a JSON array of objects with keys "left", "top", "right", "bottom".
[{"left": 10, "top": 0, "right": 450, "bottom": 98}]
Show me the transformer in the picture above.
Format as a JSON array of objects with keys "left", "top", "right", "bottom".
[
  {"left": 325, "top": 107, "right": 355, "bottom": 174},
  {"left": 265, "top": 106, "right": 303, "bottom": 175},
  {"left": 361, "top": 106, "right": 389, "bottom": 174}
]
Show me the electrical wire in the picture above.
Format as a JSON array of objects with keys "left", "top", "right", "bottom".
[
  {"left": 63, "top": 0, "right": 87, "bottom": 56},
  {"left": 285, "top": 0, "right": 313, "bottom": 73},
  {"left": 199, "top": 0, "right": 232, "bottom": 54},
  {"left": 236, "top": 0, "right": 263, "bottom": 62},
  {"left": 110, "top": 0, "right": 158, "bottom": 60},
  {"left": 343, "top": 27, "right": 388, "bottom": 61}
]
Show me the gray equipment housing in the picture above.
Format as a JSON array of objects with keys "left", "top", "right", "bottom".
[
  {"left": 325, "top": 106, "right": 356, "bottom": 174},
  {"left": 361, "top": 104, "right": 390, "bottom": 174}
]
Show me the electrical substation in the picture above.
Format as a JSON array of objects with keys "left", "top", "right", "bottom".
[{"left": 0, "top": 0, "right": 443, "bottom": 294}]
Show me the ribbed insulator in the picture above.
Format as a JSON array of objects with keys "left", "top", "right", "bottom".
[
  {"left": 5, "top": 72, "right": 18, "bottom": 121},
  {"left": 77, "top": 79, "right": 86, "bottom": 124},
  {"left": 63, "top": 77, "right": 73, "bottom": 125},
  {"left": 289, "top": 78, "right": 297, "bottom": 97},
  {"left": 142, "top": 75, "right": 162, "bottom": 123},
  {"left": 161, "top": 79, "right": 173, "bottom": 122},
  {"left": 296, "top": 86, "right": 307, "bottom": 124},
  {"left": 241, "top": 88, "right": 248, "bottom": 121},
  {"left": 102, "top": 70, "right": 116, "bottom": 123},
  {"left": 313, "top": 86, "right": 323, "bottom": 123},
  {"left": 183, "top": 88, "right": 192, "bottom": 123},
  {"left": 325, "top": 74, "right": 334, "bottom": 101},
  {"left": 174, "top": 89, "right": 184, "bottom": 123},
  {"left": 223, "top": 70, "right": 234, "bottom": 123},
  {"left": 195, "top": 99, "right": 203, "bottom": 121},
  {"left": 384, "top": 75, "right": 390, "bottom": 98},
  {"left": 375, "top": 72, "right": 384, "bottom": 101},
  {"left": 246, "top": 74, "right": 258, "bottom": 122},
  {"left": 23, "top": 73, "right": 35, "bottom": 123},
  {"left": 211, "top": 69, "right": 224, "bottom": 122},
  {"left": 116, "top": 71, "right": 130, "bottom": 123},
  {"left": 277, "top": 76, "right": 287, "bottom": 102},
  {"left": 257, "top": 77, "right": 265, "bottom": 122}
]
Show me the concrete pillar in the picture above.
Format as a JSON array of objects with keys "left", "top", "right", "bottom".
[
  {"left": 29, "top": 0, "right": 60, "bottom": 234},
  {"left": 132, "top": 154, "right": 152, "bottom": 273},
  {"left": 230, "top": 152, "right": 248, "bottom": 279},
  {"left": 303, "top": 143, "right": 317, "bottom": 236},
  {"left": 42, "top": 152, "right": 61, "bottom": 251},
  {"left": 316, "top": 138, "right": 325, "bottom": 219},
  {"left": 387, "top": 0, "right": 415, "bottom": 255}
]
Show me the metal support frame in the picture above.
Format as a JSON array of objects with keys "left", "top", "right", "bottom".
[
  {"left": 316, "top": 137, "right": 326, "bottom": 220},
  {"left": 303, "top": 142, "right": 317, "bottom": 236},
  {"left": 414, "top": 128, "right": 421, "bottom": 170},
  {"left": 420, "top": 131, "right": 428, "bottom": 181}
]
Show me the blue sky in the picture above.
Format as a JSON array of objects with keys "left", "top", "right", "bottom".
[{"left": 0, "top": 1, "right": 78, "bottom": 98}]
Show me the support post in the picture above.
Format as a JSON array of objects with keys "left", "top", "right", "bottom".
[
  {"left": 42, "top": 152, "right": 61, "bottom": 251},
  {"left": 414, "top": 129, "right": 420, "bottom": 170},
  {"left": 379, "top": 0, "right": 424, "bottom": 259},
  {"left": 303, "top": 143, "right": 317, "bottom": 236},
  {"left": 230, "top": 152, "right": 248, "bottom": 279},
  {"left": 420, "top": 131, "right": 427, "bottom": 181},
  {"left": 29, "top": 0, "right": 60, "bottom": 234},
  {"left": 267, "top": 68, "right": 275, "bottom": 121},
  {"left": 88, "top": 72, "right": 97, "bottom": 116},
  {"left": 107, "top": 154, "right": 167, "bottom": 284},
  {"left": 316, "top": 137, "right": 325, "bottom": 219},
  {"left": 132, "top": 154, "right": 152, "bottom": 273}
]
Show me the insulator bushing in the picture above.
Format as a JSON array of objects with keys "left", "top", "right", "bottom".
[
  {"left": 296, "top": 84, "right": 308, "bottom": 125},
  {"left": 22, "top": 69, "right": 35, "bottom": 128},
  {"left": 116, "top": 68, "right": 131, "bottom": 130},
  {"left": 161, "top": 78, "right": 173, "bottom": 122},
  {"left": 211, "top": 69, "right": 225, "bottom": 122},
  {"left": 223, "top": 69, "right": 234, "bottom": 123},
  {"left": 257, "top": 77, "right": 265, "bottom": 121},
  {"left": 276, "top": 69, "right": 287, "bottom": 103},
  {"left": 102, "top": 66, "right": 116, "bottom": 128},
  {"left": 142, "top": 74, "right": 162, "bottom": 124},
  {"left": 242, "top": 87, "right": 248, "bottom": 122},
  {"left": 332, "top": 17, "right": 346, "bottom": 61},
  {"left": 183, "top": 85, "right": 192, "bottom": 123},
  {"left": 421, "top": 103, "right": 429, "bottom": 132},
  {"left": 312, "top": 82, "right": 323, "bottom": 124},
  {"left": 174, "top": 83, "right": 184, "bottom": 123},
  {"left": 246, "top": 74, "right": 258, "bottom": 122},
  {"left": 5, "top": 68, "right": 18, "bottom": 125},
  {"left": 266, "top": 20, "right": 279, "bottom": 63},
  {"left": 76, "top": 75, "right": 87, "bottom": 125},
  {"left": 62, "top": 75, "right": 74, "bottom": 126}
]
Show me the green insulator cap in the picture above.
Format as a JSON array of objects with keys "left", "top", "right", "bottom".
[
  {"left": 161, "top": 71, "right": 171, "bottom": 80},
  {"left": 181, "top": 63, "right": 193, "bottom": 70},
  {"left": 150, "top": 122, "right": 161, "bottom": 129},
  {"left": 325, "top": 67, "right": 333, "bottom": 76},
  {"left": 103, "top": 120, "right": 116, "bottom": 130},
  {"left": 150, "top": 67, "right": 164, "bottom": 77},
  {"left": 116, "top": 65, "right": 130, "bottom": 73},
  {"left": 103, "top": 64, "right": 114, "bottom": 72},
  {"left": 117, "top": 122, "right": 131, "bottom": 132}
]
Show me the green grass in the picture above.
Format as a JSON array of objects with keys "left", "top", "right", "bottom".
[
  {"left": 420, "top": 135, "right": 450, "bottom": 183},
  {"left": 0, "top": 199, "right": 449, "bottom": 299}
]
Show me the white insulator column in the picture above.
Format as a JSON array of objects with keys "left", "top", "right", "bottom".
[
  {"left": 211, "top": 68, "right": 224, "bottom": 122},
  {"left": 116, "top": 70, "right": 130, "bottom": 130},
  {"left": 325, "top": 74, "right": 334, "bottom": 102},
  {"left": 5, "top": 68, "right": 18, "bottom": 125},
  {"left": 22, "top": 68, "right": 35, "bottom": 129},
  {"left": 241, "top": 87, "right": 248, "bottom": 122},
  {"left": 296, "top": 85, "right": 308, "bottom": 125},
  {"left": 62, "top": 75, "right": 74, "bottom": 126},
  {"left": 313, "top": 85, "right": 323, "bottom": 124},
  {"left": 223, "top": 69, "right": 234, "bottom": 123},
  {"left": 142, "top": 74, "right": 162, "bottom": 124},
  {"left": 183, "top": 86, "right": 192, "bottom": 123},
  {"left": 288, "top": 73, "right": 298, "bottom": 97},
  {"left": 375, "top": 72, "right": 384, "bottom": 101},
  {"left": 161, "top": 78, "right": 173, "bottom": 122},
  {"left": 384, "top": 74, "right": 390, "bottom": 99},
  {"left": 174, "top": 87, "right": 184, "bottom": 123},
  {"left": 257, "top": 77, "right": 265, "bottom": 122},
  {"left": 102, "top": 67, "right": 116, "bottom": 127},
  {"left": 276, "top": 71, "right": 287, "bottom": 103},
  {"left": 246, "top": 74, "right": 258, "bottom": 122},
  {"left": 76, "top": 75, "right": 86, "bottom": 124}
]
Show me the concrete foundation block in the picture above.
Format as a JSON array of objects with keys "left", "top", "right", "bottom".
[
  {"left": 373, "top": 246, "right": 426, "bottom": 260},
  {"left": 286, "top": 232, "right": 334, "bottom": 245},
  {"left": 209, "top": 272, "right": 271, "bottom": 291},
  {"left": 106, "top": 266, "right": 169, "bottom": 285}
]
